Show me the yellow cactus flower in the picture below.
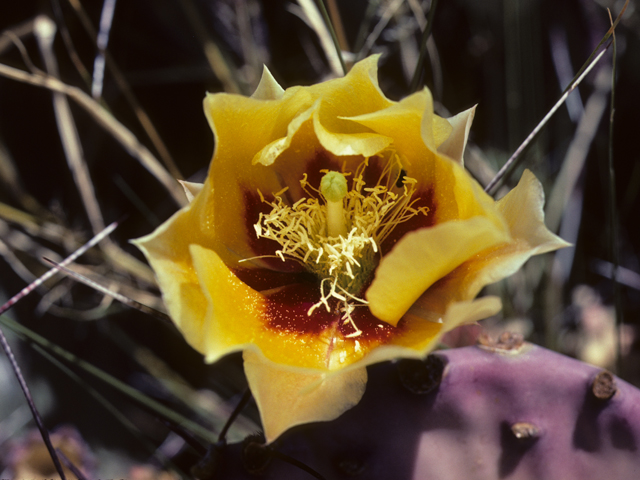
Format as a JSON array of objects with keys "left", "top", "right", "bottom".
[{"left": 133, "top": 56, "right": 568, "bottom": 442}]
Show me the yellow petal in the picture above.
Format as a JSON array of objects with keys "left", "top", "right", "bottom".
[
  {"left": 345, "top": 88, "right": 452, "bottom": 164},
  {"left": 251, "top": 55, "right": 396, "bottom": 162},
  {"left": 436, "top": 156, "right": 504, "bottom": 224},
  {"left": 367, "top": 216, "right": 511, "bottom": 326},
  {"left": 309, "top": 56, "right": 395, "bottom": 156},
  {"left": 440, "top": 296, "right": 503, "bottom": 331},
  {"left": 409, "top": 170, "right": 569, "bottom": 320},
  {"left": 438, "top": 105, "right": 476, "bottom": 165},
  {"left": 497, "top": 169, "right": 571, "bottom": 253},
  {"left": 313, "top": 110, "right": 393, "bottom": 157},
  {"left": 252, "top": 100, "right": 318, "bottom": 167},
  {"left": 189, "top": 244, "right": 267, "bottom": 362},
  {"left": 251, "top": 66, "right": 284, "bottom": 100},
  {"left": 311, "top": 55, "right": 393, "bottom": 131},
  {"left": 132, "top": 201, "right": 212, "bottom": 353},
  {"left": 347, "top": 296, "right": 501, "bottom": 368},
  {"left": 202, "top": 93, "right": 302, "bottom": 266},
  {"left": 133, "top": 188, "right": 271, "bottom": 358},
  {"left": 346, "top": 91, "right": 431, "bottom": 163},
  {"left": 424, "top": 99, "right": 455, "bottom": 151},
  {"left": 189, "top": 244, "right": 342, "bottom": 369},
  {"left": 399, "top": 296, "right": 501, "bottom": 348},
  {"left": 243, "top": 350, "right": 367, "bottom": 443}
]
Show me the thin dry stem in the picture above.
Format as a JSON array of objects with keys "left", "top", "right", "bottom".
[
  {"left": 62, "top": 0, "right": 184, "bottom": 179},
  {"left": 43, "top": 257, "right": 170, "bottom": 323},
  {"left": 358, "top": 0, "right": 404, "bottom": 59},
  {"left": 0, "top": 62, "right": 186, "bottom": 207},
  {"left": 35, "top": 17, "right": 107, "bottom": 237},
  {"left": 327, "top": 0, "right": 350, "bottom": 53},
  {"left": 0, "top": 221, "right": 118, "bottom": 316},
  {"left": 178, "top": 0, "right": 243, "bottom": 93},
  {"left": 292, "top": 0, "right": 344, "bottom": 77},
  {"left": 0, "top": 328, "right": 67, "bottom": 479},
  {"left": 484, "top": 47, "right": 609, "bottom": 195},
  {"left": 0, "top": 18, "right": 35, "bottom": 55},
  {"left": 546, "top": 66, "right": 611, "bottom": 233}
]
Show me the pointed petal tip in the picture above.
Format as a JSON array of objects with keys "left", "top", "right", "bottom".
[
  {"left": 178, "top": 180, "right": 204, "bottom": 203},
  {"left": 438, "top": 105, "right": 477, "bottom": 165},
  {"left": 498, "top": 168, "right": 571, "bottom": 255},
  {"left": 252, "top": 65, "right": 285, "bottom": 100}
]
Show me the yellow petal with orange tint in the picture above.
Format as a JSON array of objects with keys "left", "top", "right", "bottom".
[
  {"left": 189, "top": 245, "right": 341, "bottom": 370},
  {"left": 367, "top": 216, "right": 510, "bottom": 326},
  {"left": 243, "top": 350, "right": 367, "bottom": 443},
  {"left": 408, "top": 170, "right": 569, "bottom": 321},
  {"left": 189, "top": 244, "right": 266, "bottom": 363},
  {"left": 132, "top": 184, "right": 220, "bottom": 353},
  {"left": 346, "top": 296, "right": 501, "bottom": 368}
]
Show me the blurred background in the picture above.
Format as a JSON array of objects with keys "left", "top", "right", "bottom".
[{"left": 0, "top": 0, "right": 638, "bottom": 476}]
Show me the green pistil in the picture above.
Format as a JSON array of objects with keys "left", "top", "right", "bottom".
[{"left": 320, "top": 171, "right": 348, "bottom": 237}]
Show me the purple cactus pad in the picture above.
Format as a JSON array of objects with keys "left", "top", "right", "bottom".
[{"left": 211, "top": 343, "right": 640, "bottom": 479}]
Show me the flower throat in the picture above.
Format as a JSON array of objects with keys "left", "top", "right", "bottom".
[{"left": 253, "top": 154, "right": 428, "bottom": 337}]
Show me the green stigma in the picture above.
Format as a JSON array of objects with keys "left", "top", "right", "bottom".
[{"left": 320, "top": 171, "right": 348, "bottom": 202}]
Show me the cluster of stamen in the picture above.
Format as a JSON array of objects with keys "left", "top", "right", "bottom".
[{"left": 253, "top": 153, "right": 428, "bottom": 337}]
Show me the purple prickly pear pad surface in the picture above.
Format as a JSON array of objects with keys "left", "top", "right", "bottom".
[{"left": 214, "top": 344, "right": 640, "bottom": 479}]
